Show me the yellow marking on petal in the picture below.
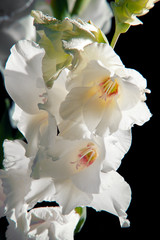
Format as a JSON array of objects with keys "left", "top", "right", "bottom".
[{"left": 85, "top": 76, "right": 119, "bottom": 107}]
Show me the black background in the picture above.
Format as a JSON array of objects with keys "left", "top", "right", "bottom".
[{"left": 0, "top": 1, "right": 160, "bottom": 239}]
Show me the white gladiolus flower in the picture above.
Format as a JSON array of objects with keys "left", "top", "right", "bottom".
[
  {"left": 60, "top": 42, "right": 151, "bottom": 136},
  {"left": 4, "top": 40, "right": 46, "bottom": 115},
  {"left": 0, "top": 113, "right": 131, "bottom": 234},
  {"left": 4, "top": 39, "right": 68, "bottom": 155},
  {"left": 6, "top": 207, "right": 80, "bottom": 240},
  {"left": 4, "top": 39, "right": 67, "bottom": 116},
  {"left": 32, "top": 114, "right": 131, "bottom": 227},
  {"left": 0, "top": 139, "right": 56, "bottom": 233}
]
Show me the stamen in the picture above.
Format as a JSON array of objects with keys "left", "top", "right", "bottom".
[
  {"left": 71, "top": 143, "right": 98, "bottom": 172},
  {"left": 99, "top": 77, "right": 118, "bottom": 101}
]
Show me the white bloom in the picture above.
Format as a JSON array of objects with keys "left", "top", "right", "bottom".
[
  {"left": 4, "top": 40, "right": 46, "bottom": 114},
  {"left": 89, "top": 171, "right": 131, "bottom": 228},
  {"left": 0, "top": 139, "right": 56, "bottom": 234},
  {"left": 4, "top": 39, "right": 68, "bottom": 154},
  {"left": 6, "top": 207, "right": 80, "bottom": 240},
  {"left": 32, "top": 114, "right": 131, "bottom": 227},
  {"left": 60, "top": 42, "right": 151, "bottom": 136}
]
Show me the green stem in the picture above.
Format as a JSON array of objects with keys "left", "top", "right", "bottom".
[
  {"left": 51, "top": 0, "right": 70, "bottom": 20},
  {"left": 71, "top": 0, "right": 91, "bottom": 16},
  {"left": 110, "top": 16, "right": 130, "bottom": 49},
  {"left": 110, "top": 27, "right": 121, "bottom": 49}
]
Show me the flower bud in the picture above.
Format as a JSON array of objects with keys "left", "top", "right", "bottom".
[{"left": 111, "top": 0, "right": 159, "bottom": 27}]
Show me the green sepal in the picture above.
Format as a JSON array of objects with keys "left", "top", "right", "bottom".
[
  {"left": 74, "top": 207, "right": 87, "bottom": 234},
  {"left": 111, "top": 1, "right": 131, "bottom": 32},
  {"left": 87, "top": 20, "right": 108, "bottom": 44},
  {"left": 111, "top": 0, "right": 149, "bottom": 26}
]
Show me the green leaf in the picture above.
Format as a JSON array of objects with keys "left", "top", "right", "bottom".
[{"left": 74, "top": 207, "right": 87, "bottom": 234}]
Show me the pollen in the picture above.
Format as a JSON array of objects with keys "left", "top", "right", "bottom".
[
  {"left": 98, "top": 76, "right": 118, "bottom": 101},
  {"left": 71, "top": 143, "right": 98, "bottom": 172}
]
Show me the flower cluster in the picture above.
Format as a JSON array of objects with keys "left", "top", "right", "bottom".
[{"left": 0, "top": 6, "right": 152, "bottom": 240}]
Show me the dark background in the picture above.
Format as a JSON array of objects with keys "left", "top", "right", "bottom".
[{"left": 0, "top": 1, "right": 160, "bottom": 239}]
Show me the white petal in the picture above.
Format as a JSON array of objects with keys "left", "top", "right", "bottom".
[
  {"left": 39, "top": 113, "right": 57, "bottom": 152},
  {"left": 13, "top": 106, "right": 56, "bottom": 157},
  {"left": 67, "top": 60, "right": 112, "bottom": 90},
  {"left": 25, "top": 178, "right": 56, "bottom": 210},
  {"left": 119, "top": 101, "right": 152, "bottom": 130},
  {"left": 123, "top": 68, "right": 147, "bottom": 90},
  {"left": 1, "top": 175, "right": 29, "bottom": 221},
  {"left": 3, "top": 140, "right": 30, "bottom": 171},
  {"left": 40, "top": 69, "right": 68, "bottom": 124},
  {"left": 75, "top": 43, "right": 124, "bottom": 76},
  {"left": 1, "top": 171, "right": 31, "bottom": 215},
  {"left": 1, "top": 141, "right": 31, "bottom": 216},
  {"left": 31, "top": 147, "right": 57, "bottom": 180},
  {"left": 60, "top": 87, "right": 89, "bottom": 122},
  {"left": 7, "top": 204, "right": 31, "bottom": 234},
  {"left": 118, "top": 78, "right": 141, "bottom": 110},
  {"left": 15, "top": 108, "right": 48, "bottom": 156},
  {"left": 83, "top": 94, "right": 105, "bottom": 133},
  {"left": 95, "top": 100, "right": 122, "bottom": 136},
  {"left": 54, "top": 179, "right": 93, "bottom": 215},
  {"left": 6, "top": 218, "right": 27, "bottom": 240},
  {"left": 70, "top": 159, "right": 101, "bottom": 194},
  {"left": 4, "top": 40, "right": 46, "bottom": 114},
  {"left": 59, "top": 120, "right": 91, "bottom": 140},
  {"left": 102, "top": 129, "right": 132, "bottom": 171},
  {"left": 89, "top": 171, "right": 131, "bottom": 227},
  {"left": 29, "top": 207, "right": 80, "bottom": 240}
]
